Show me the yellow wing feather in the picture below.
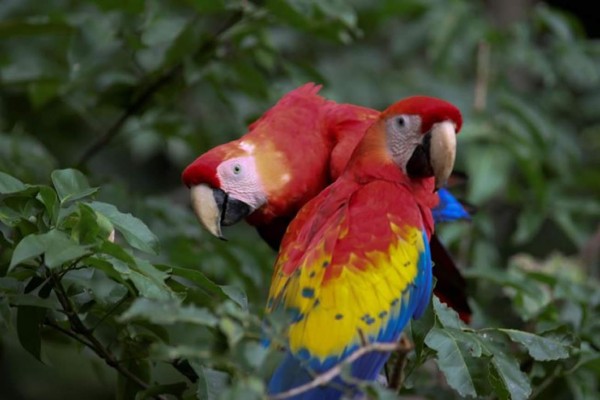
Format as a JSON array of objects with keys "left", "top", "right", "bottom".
[{"left": 267, "top": 219, "right": 425, "bottom": 360}]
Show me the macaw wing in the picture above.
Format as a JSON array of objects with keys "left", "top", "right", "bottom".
[{"left": 266, "top": 180, "right": 432, "bottom": 397}]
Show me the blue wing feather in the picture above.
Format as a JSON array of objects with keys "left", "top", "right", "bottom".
[{"left": 432, "top": 188, "right": 470, "bottom": 223}]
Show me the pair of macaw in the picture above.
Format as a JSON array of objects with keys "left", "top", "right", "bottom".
[{"left": 182, "top": 84, "right": 467, "bottom": 399}]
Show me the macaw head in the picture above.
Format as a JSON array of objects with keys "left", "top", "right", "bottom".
[
  {"left": 352, "top": 95, "right": 462, "bottom": 189},
  {"left": 181, "top": 141, "right": 261, "bottom": 239},
  {"left": 181, "top": 84, "right": 332, "bottom": 239}
]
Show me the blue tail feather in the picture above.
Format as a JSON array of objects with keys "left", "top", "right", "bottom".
[{"left": 268, "top": 353, "right": 357, "bottom": 400}]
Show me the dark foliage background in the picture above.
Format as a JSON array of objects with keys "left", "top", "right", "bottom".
[{"left": 1, "top": 0, "right": 599, "bottom": 399}]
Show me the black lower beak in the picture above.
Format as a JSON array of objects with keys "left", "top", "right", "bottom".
[
  {"left": 406, "top": 132, "right": 433, "bottom": 179},
  {"left": 213, "top": 188, "right": 252, "bottom": 227}
]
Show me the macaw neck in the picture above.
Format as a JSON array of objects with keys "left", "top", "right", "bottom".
[
  {"left": 322, "top": 101, "right": 379, "bottom": 181},
  {"left": 344, "top": 121, "right": 400, "bottom": 182},
  {"left": 343, "top": 127, "right": 439, "bottom": 222},
  {"left": 346, "top": 156, "right": 412, "bottom": 186}
]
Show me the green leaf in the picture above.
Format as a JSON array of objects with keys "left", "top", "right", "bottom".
[
  {"left": 167, "top": 265, "right": 227, "bottom": 295},
  {"left": 193, "top": 364, "right": 229, "bottom": 400},
  {"left": 99, "top": 241, "right": 137, "bottom": 265},
  {"left": 128, "top": 270, "right": 174, "bottom": 301},
  {"left": 73, "top": 203, "right": 103, "bottom": 244},
  {"left": 133, "top": 259, "right": 169, "bottom": 284},
  {"left": 9, "top": 232, "right": 53, "bottom": 269},
  {"left": 16, "top": 305, "right": 47, "bottom": 361},
  {"left": 64, "top": 268, "right": 128, "bottom": 306},
  {"left": 219, "top": 317, "right": 244, "bottom": 347},
  {"left": 500, "top": 329, "right": 570, "bottom": 361},
  {"left": 120, "top": 298, "right": 217, "bottom": 327},
  {"left": 219, "top": 376, "right": 265, "bottom": 400},
  {"left": 36, "top": 185, "right": 59, "bottom": 225},
  {"left": 90, "top": 202, "right": 159, "bottom": 254},
  {"left": 0, "top": 203, "right": 23, "bottom": 226},
  {"left": 425, "top": 327, "right": 477, "bottom": 397},
  {"left": 151, "top": 344, "right": 211, "bottom": 360},
  {"left": 0, "top": 277, "right": 20, "bottom": 294},
  {"left": 489, "top": 351, "right": 532, "bottom": 400},
  {"left": 0, "top": 171, "right": 27, "bottom": 194},
  {"left": 488, "top": 362, "right": 511, "bottom": 400},
  {"left": 10, "top": 230, "right": 89, "bottom": 270},
  {"left": 109, "top": 257, "right": 174, "bottom": 301},
  {"left": 8, "top": 294, "right": 56, "bottom": 308},
  {"left": 166, "top": 265, "right": 249, "bottom": 308},
  {"left": 432, "top": 296, "right": 465, "bottom": 329},
  {"left": 243, "top": 342, "right": 268, "bottom": 369},
  {"left": 220, "top": 285, "right": 248, "bottom": 311},
  {"left": 51, "top": 169, "right": 98, "bottom": 205}
]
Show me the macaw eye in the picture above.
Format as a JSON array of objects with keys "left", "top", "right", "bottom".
[
  {"left": 233, "top": 164, "right": 242, "bottom": 175},
  {"left": 396, "top": 116, "right": 407, "bottom": 128}
]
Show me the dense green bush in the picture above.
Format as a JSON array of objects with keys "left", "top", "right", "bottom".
[{"left": 1, "top": 1, "right": 599, "bottom": 399}]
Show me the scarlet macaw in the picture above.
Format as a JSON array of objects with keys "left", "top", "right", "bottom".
[
  {"left": 265, "top": 95, "right": 462, "bottom": 398},
  {"left": 181, "top": 83, "right": 471, "bottom": 321}
]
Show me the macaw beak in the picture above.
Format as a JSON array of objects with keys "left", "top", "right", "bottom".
[
  {"left": 406, "top": 121, "right": 457, "bottom": 190},
  {"left": 429, "top": 121, "right": 457, "bottom": 189},
  {"left": 189, "top": 184, "right": 252, "bottom": 239}
]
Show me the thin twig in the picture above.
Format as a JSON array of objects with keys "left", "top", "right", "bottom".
[
  {"left": 267, "top": 342, "right": 401, "bottom": 400},
  {"left": 387, "top": 334, "right": 414, "bottom": 390},
  {"left": 47, "top": 270, "right": 166, "bottom": 398},
  {"left": 44, "top": 318, "right": 94, "bottom": 348},
  {"left": 75, "top": 9, "right": 246, "bottom": 168},
  {"left": 75, "top": 64, "right": 181, "bottom": 168},
  {"left": 529, "top": 365, "right": 563, "bottom": 400},
  {"left": 89, "top": 294, "right": 129, "bottom": 332}
]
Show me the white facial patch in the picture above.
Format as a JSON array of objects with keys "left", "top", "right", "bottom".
[
  {"left": 385, "top": 114, "right": 423, "bottom": 172},
  {"left": 239, "top": 141, "right": 255, "bottom": 154},
  {"left": 216, "top": 156, "right": 267, "bottom": 211}
]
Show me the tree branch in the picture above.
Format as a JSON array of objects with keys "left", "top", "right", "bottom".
[
  {"left": 75, "top": 9, "right": 246, "bottom": 168},
  {"left": 267, "top": 341, "right": 401, "bottom": 400},
  {"left": 44, "top": 318, "right": 94, "bottom": 349},
  {"left": 47, "top": 270, "right": 166, "bottom": 399}
]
